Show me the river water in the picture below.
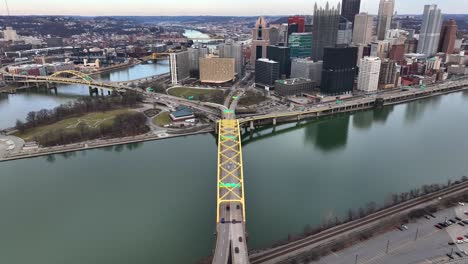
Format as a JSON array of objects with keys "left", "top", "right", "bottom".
[
  {"left": 0, "top": 62, "right": 169, "bottom": 129},
  {"left": 1, "top": 89, "right": 468, "bottom": 263}
]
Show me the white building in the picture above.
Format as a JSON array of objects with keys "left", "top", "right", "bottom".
[
  {"left": 358, "top": 57, "right": 381, "bottom": 93},
  {"left": 2, "top": 27, "right": 18, "bottom": 41},
  {"left": 169, "top": 51, "right": 190, "bottom": 84},
  {"left": 417, "top": 4, "right": 443, "bottom": 57},
  {"left": 377, "top": 0, "right": 395, "bottom": 40}
]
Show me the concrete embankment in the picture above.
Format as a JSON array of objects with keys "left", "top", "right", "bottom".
[{"left": 0, "top": 128, "right": 213, "bottom": 162}]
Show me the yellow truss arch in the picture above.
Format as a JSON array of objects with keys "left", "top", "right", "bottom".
[{"left": 48, "top": 70, "right": 95, "bottom": 84}]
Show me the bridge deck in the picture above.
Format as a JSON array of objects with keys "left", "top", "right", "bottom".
[{"left": 213, "top": 119, "right": 249, "bottom": 264}]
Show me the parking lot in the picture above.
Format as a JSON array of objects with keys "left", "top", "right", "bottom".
[{"left": 313, "top": 204, "right": 468, "bottom": 264}]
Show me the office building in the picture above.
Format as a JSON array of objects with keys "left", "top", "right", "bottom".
[
  {"left": 417, "top": 4, "right": 442, "bottom": 57},
  {"left": 405, "top": 38, "right": 418, "bottom": 54},
  {"left": 377, "top": 0, "right": 395, "bottom": 40},
  {"left": 312, "top": 2, "right": 340, "bottom": 61},
  {"left": 199, "top": 57, "right": 235, "bottom": 84},
  {"left": 337, "top": 17, "right": 353, "bottom": 45},
  {"left": 187, "top": 45, "right": 209, "bottom": 78},
  {"left": 255, "top": 58, "right": 280, "bottom": 87},
  {"left": 370, "top": 41, "right": 390, "bottom": 59},
  {"left": 388, "top": 43, "right": 405, "bottom": 63},
  {"left": 358, "top": 57, "right": 381, "bottom": 93},
  {"left": 438, "top": 19, "right": 458, "bottom": 54},
  {"left": 288, "top": 33, "right": 312, "bottom": 58},
  {"left": 321, "top": 47, "right": 358, "bottom": 95},
  {"left": 188, "top": 47, "right": 200, "bottom": 77},
  {"left": 379, "top": 59, "right": 398, "bottom": 89},
  {"left": 426, "top": 57, "right": 441, "bottom": 71},
  {"left": 275, "top": 78, "right": 315, "bottom": 96},
  {"left": 251, "top": 16, "right": 271, "bottom": 66},
  {"left": 341, "top": 0, "right": 361, "bottom": 25},
  {"left": 352, "top": 13, "right": 373, "bottom": 44},
  {"left": 279, "top": 24, "right": 289, "bottom": 44},
  {"left": 269, "top": 27, "right": 280, "bottom": 45},
  {"left": 288, "top": 16, "right": 305, "bottom": 33},
  {"left": 267, "top": 45, "right": 291, "bottom": 78},
  {"left": 219, "top": 40, "right": 244, "bottom": 77},
  {"left": 291, "top": 58, "right": 322, "bottom": 85},
  {"left": 169, "top": 51, "right": 190, "bottom": 84}
]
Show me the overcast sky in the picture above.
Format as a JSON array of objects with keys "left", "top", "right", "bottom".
[{"left": 2, "top": 0, "right": 467, "bottom": 16}]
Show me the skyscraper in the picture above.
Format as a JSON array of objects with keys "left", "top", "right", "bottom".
[
  {"left": 377, "top": 0, "right": 395, "bottom": 40},
  {"left": 337, "top": 16, "right": 353, "bottom": 45},
  {"left": 357, "top": 56, "right": 381, "bottom": 93},
  {"left": 288, "top": 16, "right": 305, "bottom": 33},
  {"left": 352, "top": 13, "right": 373, "bottom": 44},
  {"left": 341, "top": 0, "right": 361, "bottom": 25},
  {"left": 417, "top": 4, "right": 442, "bottom": 57},
  {"left": 312, "top": 2, "right": 340, "bottom": 61},
  {"left": 250, "top": 16, "right": 271, "bottom": 66},
  {"left": 219, "top": 40, "right": 244, "bottom": 77},
  {"left": 267, "top": 45, "right": 291, "bottom": 78},
  {"left": 438, "top": 19, "right": 458, "bottom": 55},
  {"left": 321, "top": 47, "right": 358, "bottom": 95},
  {"left": 288, "top": 33, "right": 312, "bottom": 58},
  {"left": 169, "top": 51, "right": 190, "bottom": 84}
]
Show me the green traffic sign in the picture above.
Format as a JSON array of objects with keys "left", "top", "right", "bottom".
[
  {"left": 223, "top": 109, "right": 234, "bottom": 114},
  {"left": 188, "top": 95, "right": 194, "bottom": 100},
  {"left": 232, "top": 96, "right": 238, "bottom": 99},
  {"left": 219, "top": 183, "right": 241, "bottom": 188}
]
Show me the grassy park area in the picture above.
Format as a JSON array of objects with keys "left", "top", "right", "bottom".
[
  {"left": 152, "top": 112, "right": 172, "bottom": 127},
  {"left": 168, "top": 87, "right": 224, "bottom": 103},
  {"left": 16, "top": 109, "right": 131, "bottom": 141}
]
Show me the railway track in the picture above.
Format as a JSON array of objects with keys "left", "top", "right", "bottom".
[{"left": 250, "top": 181, "right": 468, "bottom": 264}]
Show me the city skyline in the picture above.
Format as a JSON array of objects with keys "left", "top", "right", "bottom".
[{"left": 2, "top": 0, "right": 468, "bottom": 16}]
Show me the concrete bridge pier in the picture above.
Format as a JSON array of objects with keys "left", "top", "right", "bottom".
[
  {"left": 297, "top": 115, "right": 301, "bottom": 121},
  {"left": 49, "top": 86, "right": 58, "bottom": 95},
  {"left": 250, "top": 121, "right": 254, "bottom": 130},
  {"left": 100, "top": 88, "right": 104, "bottom": 96},
  {"left": 88, "top": 86, "right": 99, "bottom": 96},
  {"left": 272, "top": 118, "right": 277, "bottom": 126}
]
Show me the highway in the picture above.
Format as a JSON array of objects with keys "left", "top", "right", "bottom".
[{"left": 238, "top": 77, "right": 468, "bottom": 125}]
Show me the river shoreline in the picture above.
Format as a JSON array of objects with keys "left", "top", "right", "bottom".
[{"left": 2, "top": 83, "right": 468, "bottom": 162}]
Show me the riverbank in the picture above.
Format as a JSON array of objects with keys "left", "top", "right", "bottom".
[
  {"left": 249, "top": 179, "right": 468, "bottom": 264},
  {"left": 0, "top": 127, "right": 214, "bottom": 162}
]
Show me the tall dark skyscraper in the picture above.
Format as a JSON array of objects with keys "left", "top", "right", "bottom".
[
  {"left": 267, "top": 45, "right": 291, "bottom": 78},
  {"left": 321, "top": 47, "right": 358, "bottom": 95},
  {"left": 312, "top": 2, "right": 340, "bottom": 61},
  {"left": 341, "top": 0, "right": 361, "bottom": 25}
]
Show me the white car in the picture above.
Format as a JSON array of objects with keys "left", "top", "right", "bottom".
[
  {"left": 459, "top": 202, "right": 465, "bottom": 206},
  {"left": 401, "top": 225, "right": 408, "bottom": 230},
  {"left": 457, "top": 240, "right": 464, "bottom": 244}
]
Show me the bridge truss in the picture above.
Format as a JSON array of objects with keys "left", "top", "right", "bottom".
[{"left": 217, "top": 119, "right": 246, "bottom": 223}]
